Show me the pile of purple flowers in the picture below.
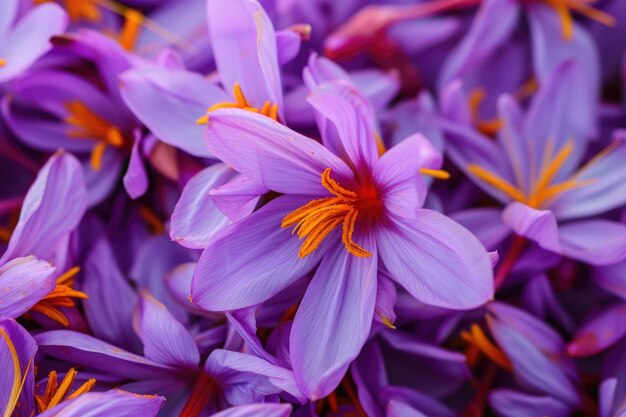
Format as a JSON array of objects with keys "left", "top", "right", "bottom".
[{"left": 1, "top": 0, "right": 626, "bottom": 415}]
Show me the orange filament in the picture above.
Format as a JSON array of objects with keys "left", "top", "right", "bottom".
[
  {"left": 542, "top": 0, "right": 615, "bottom": 40},
  {"left": 0, "top": 58, "right": 6, "bottom": 67},
  {"left": 461, "top": 324, "right": 512, "bottom": 371},
  {"left": 377, "top": 309, "right": 397, "bottom": 329},
  {"left": 468, "top": 88, "right": 504, "bottom": 136},
  {"left": 34, "top": 0, "right": 101, "bottom": 22},
  {"left": 374, "top": 131, "right": 387, "bottom": 156},
  {"left": 64, "top": 100, "right": 125, "bottom": 171},
  {"left": 1, "top": 328, "right": 32, "bottom": 417},
  {"left": 197, "top": 83, "right": 279, "bottom": 124},
  {"left": 31, "top": 266, "right": 88, "bottom": 327},
  {"left": 468, "top": 137, "right": 613, "bottom": 209},
  {"left": 419, "top": 168, "right": 450, "bottom": 180},
  {"left": 35, "top": 369, "right": 96, "bottom": 412},
  {"left": 282, "top": 168, "right": 373, "bottom": 259},
  {"left": 179, "top": 373, "right": 217, "bottom": 417},
  {"left": 118, "top": 9, "right": 144, "bottom": 50},
  {"left": 138, "top": 205, "right": 165, "bottom": 234}
]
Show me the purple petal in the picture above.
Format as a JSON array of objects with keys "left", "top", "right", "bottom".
[
  {"left": 209, "top": 174, "right": 269, "bottom": 222},
  {"left": 204, "top": 109, "right": 351, "bottom": 194},
  {"left": 120, "top": 66, "right": 227, "bottom": 157},
  {"left": 35, "top": 330, "right": 175, "bottom": 379},
  {"left": 123, "top": 131, "right": 149, "bottom": 199},
  {"left": 170, "top": 164, "right": 235, "bottom": 249},
  {"left": 374, "top": 133, "right": 440, "bottom": 216},
  {"left": 377, "top": 210, "right": 493, "bottom": 309},
  {"left": 205, "top": 349, "right": 305, "bottom": 404},
  {"left": 502, "top": 202, "right": 560, "bottom": 253},
  {"left": 559, "top": 220, "right": 626, "bottom": 266},
  {"left": 0, "top": 256, "right": 56, "bottom": 318},
  {"left": 0, "top": 3, "right": 67, "bottom": 83},
  {"left": 489, "top": 389, "right": 571, "bottom": 417},
  {"left": 82, "top": 238, "right": 140, "bottom": 352},
  {"left": 1, "top": 151, "right": 87, "bottom": 263},
  {"left": 208, "top": 0, "right": 283, "bottom": 111},
  {"left": 212, "top": 404, "right": 292, "bottom": 417},
  {"left": 307, "top": 81, "right": 379, "bottom": 171},
  {"left": 567, "top": 304, "right": 626, "bottom": 357},
  {"left": 438, "top": 0, "right": 520, "bottom": 88},
  {"left": 133, "top": 292, "right": 199, "bottom": 368},
  {"left": 374, "top": 272, "right": 397, "bottom": 328},
  {"left": 551, "top": 139, "right": 626, "bottom": 220},
  {"left": 291, "top": 233, "right": 377, "bottom": 400},
  {"left": 489, "top": 317, "right": 579, "bottom": 405},
  {"left": 594, "top": 261, "right": 626, "bottom": 301},
  {"left": 387, "top": 401, "right": 427, "bottom": 417},
  {"left": 37, "top": 390, "right": 165, "bottom": 417},
  {"left": 191, "top": 195, "right": 325, "bottom": 311},
  {"left": 0, "top": 319, "right": 37, "bottom": 417},
  {"left": 451, "top": 208, "right": 509, "bottom": 251}
]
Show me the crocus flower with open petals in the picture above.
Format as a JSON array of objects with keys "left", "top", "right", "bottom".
[
  {"left": 191, "top": 80, "right": 493, "bottom": 399},
  {"left": 442, "top": 60, "right": 626, "bottom": 267}
]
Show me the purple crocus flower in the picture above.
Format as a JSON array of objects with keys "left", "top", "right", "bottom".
[
  {"left": 442, "top": 60, "right": 626, "bottom": 269},
  {"left": 0, "top": 151, "right": 87, "bottom": 326},
  {"left": 0, "top": 0, "right": 67, "bottom": 85},
  {"left": 36, "top": 290, "right": 305, "bottom": 416},
  {"left": 190, "top": 80, "right": 493, "bottom": 399},
  {"left": 0, "top": 317, "right": 165, "bottom": 416}
]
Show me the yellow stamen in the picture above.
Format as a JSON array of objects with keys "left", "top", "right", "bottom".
[
  {"left": 0, "top": 328, "right": 30, "bottom": 417},
  {"left": 468, "top": 164, "right": 527, "bottom": 202},
  {"left": 118, "top": 9, "right": 143, "bottom": 50},
  {"left": 461, "top": 324, "right": 512, "bottom": 371},
  {"left": 30, "top": 266, "right": 88, "bottom": 327},
  {"left": 201, "top": 83, "right": 280, "bottom": 122},
  {"left": 65, "top": 0, "right": 102, "bottom": 22},
  {"left": 542, "top": 0, "right": 615, "bottom": 41},
  {"left": 65, "top": 100, "right": 125, "bottom": 172},
  {"left": 378, "top": 311, "right": 397, "bottom": 330},
  {"left": 0, "top": 58, "right": 7, "bottom": 67},
  {"left": 36, "top": 369, "right": 96, "bottom": 411},
  {"left": 374, "top": 132, "right": 386, "bottom": 156},
  {"left": 419, "top": 168, "right": 450, "bottom": 180},
  {"left": 282, "top": 168, "right": 372, "bottom": 258},
  {"left": 468, "top": 88, "right": 504, "bottom": 135},
  {"left": 529, "top": 139, "right": 574, "bottom": 206},
  {"left": 567, "top": 0, "right": 616, "bottom": 27}
]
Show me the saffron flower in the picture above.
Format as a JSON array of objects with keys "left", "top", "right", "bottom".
[{"left": 191, "top": 80, "right": 493, "bottom": 398}]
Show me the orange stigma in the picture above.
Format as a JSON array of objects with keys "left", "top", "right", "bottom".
[
  {"left": 35, "top": 0, "right": 101, "bottom": 22},
  {"left": 461, "top": 323, "right": 512, "bottom": 371},
  {"left": 468, "top": 137, "right": 618, "bottom": 209},
  {"left": 282, "top": 168, "right": 375, "bottom": 259},
  {"left": 35, "top": 369, "right": 96, "bottom": 412},
  {"left": 118, "top": 9, "right": 144, "bottom": 50},
  {"left": 196, "top": 83, "right": 279, "bottom": 124},
  {"left": 31, "top": 266, "right": 88, "bottom": 326},
  {"left": 541, "top": 0, "right": 616, "bottom": 40},
  {"left": 64, "top": 100, "right": 125, "bottom": 171},
  {"left": 0, "top": 58, "right": 7, "bottom": 67}
]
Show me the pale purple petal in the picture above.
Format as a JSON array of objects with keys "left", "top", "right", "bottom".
[
  {"left": 291, "top": 233, "right": 377, "bottom": 400},
  {"left": 170, "top": 164, "right": 235, "bottom": 249},
  {"left": 377, "top": 210, "right": 493, "bottom": 309},
  {"left": 0, "top": 256, "right": 56, "bottom": 319},
  {"left": 37, "top": 390, "right": 165, "bottom": 417},
  {"left": 209, "top": 174, "right": 268, "bottom": 222},
  {"left": 559, "top": 220, "right": 626, "bottom": 266},
  {"left": 133, "top": 292, "right": 199, "bottom": 368},
  {"left": 502, "top": 202, "right": 560, "bottom": 253},
  {"left": 204, "top": 109, "right": 352, "bottom": 194},
  {"left": 191, "top": 195, "right": 325, "bottom": 311},
  {"left": 211, "top": 404, "right": 292, "bottom": 417},
  {"left": 567, "top": 304, "right": 626, "bottom": 357}
]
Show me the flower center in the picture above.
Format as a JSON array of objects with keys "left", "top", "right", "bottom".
[
  {"left": 282, "top": 168, "right": 376, "bottom": 259},
  {"left": 64, "top": 100, "right": 125, "bottom": 171},
  {"left": 179, "top": 372, "right": 217, "bottom": 417},
  {"left": 536, "top": 0, "right": 615, "bottom": 40},
  {"left": 468, "top": 138, "right": 619, "bottom": 209},
  {"left": 36, "top": 369, "right": 96, "bottom": 412},
  {"left": 196, "top": 83, "right": 279, "bottom": 124},
  {"left": 30, "top": 266, "right": 88, "bottom": 326}
]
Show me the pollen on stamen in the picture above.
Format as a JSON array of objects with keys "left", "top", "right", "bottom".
[
  {"left": 420, "top": 168, "right": 450, "bottom": 180},
  {"left": 282, "top": 168, "right": 373, "bottom": 258}
]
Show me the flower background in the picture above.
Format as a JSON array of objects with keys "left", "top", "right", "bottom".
[{"left": 1, "top": 0, "right": 626, "bottom": 416}]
